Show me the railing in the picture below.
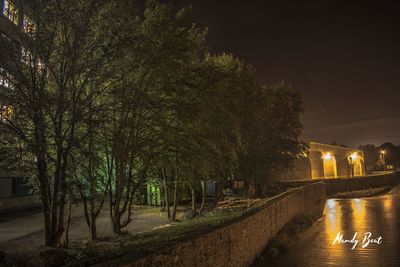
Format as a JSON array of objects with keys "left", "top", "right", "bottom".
[{"left": 243, "top": 181, "right": 325, "bottom": 216}]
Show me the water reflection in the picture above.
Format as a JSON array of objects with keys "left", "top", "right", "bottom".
[{"left": 254, "top": 185, "right": 400, "bottom": 267}]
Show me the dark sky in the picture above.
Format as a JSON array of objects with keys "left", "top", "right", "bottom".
[{"left": 166, "top": 0, "right": 400, "bottom": 148}]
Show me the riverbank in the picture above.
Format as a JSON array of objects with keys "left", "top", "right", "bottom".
[{"left": 331, "top": 185, "right": 394, "bottom": 199}]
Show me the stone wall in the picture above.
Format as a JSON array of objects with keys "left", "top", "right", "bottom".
[{"left": 117, "top": 183, "right": 326, "bottom": 267}]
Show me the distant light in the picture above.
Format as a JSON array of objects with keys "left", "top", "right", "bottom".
[
  {"left": 381, "top": 150, "right": 386, "bottom": 154},
  {"left": 324, "top": 152, "right": 332, "bottom": 160},
  {"left": 351, "top": 152, "right": 358, "bottom": 161}
]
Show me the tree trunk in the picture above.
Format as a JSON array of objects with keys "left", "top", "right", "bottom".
[
  {"left": 189, "top": 183, "right": 195, "bottom": 211},
  {"left": 112, "top": 214, "right": 122, "bottom": 235},
  {"left": 111, "top": 160, "right": 124, "bottom": 235},
  {"left": 65, "top": 200, "right": 72, "bottom": 246},
  {"left": 89, "top": 194, "right": 97, "bottom": 239},
  {"left": 171, "top": 169, "right": 178, "bottom": 221},
  {"left": 217, "top": 180, "right": 224, "bottom": 202},
  {"left": 162, "top": 166, "right": 170, "bottom": 218},
  {"left": 90, "top": 214, "right": 97, "bottom": 240},
  {"left": 199, "top": 179, "right": 206, "bottom": 214},
  {"left": 36, "top": 152, "right": 53, "bottom": 246}
]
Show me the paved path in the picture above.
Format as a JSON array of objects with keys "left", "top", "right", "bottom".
[
  {"left": 0, "top": 204, "right": 169, "bottom": 245},
  {"left": 254, "top": 184, "right": 400, "bottom": 267}
]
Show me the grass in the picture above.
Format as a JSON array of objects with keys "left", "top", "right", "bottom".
[
  {"left": 65, "top": 209, "right": 244, "bottom": 265},
  {"left": 332, "top": 185, "right": 393, "bottom": 199}
]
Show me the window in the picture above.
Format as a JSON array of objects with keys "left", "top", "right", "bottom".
[
  {"left": 21, "top": 46, "right": 31, "bottom": 65},
  {"left": 3, "top": 0, "right": 19, "bottom": 26},
  {"left": 23, "top": 15, "right": 36, "bottom": 37},
  {"left": 37, "top": 58, "right": 44, "bottom": 71},
  {"left": 21, "top": 47, "right": 45, "bottom": 71},
  {"left": 0, "top": 68, "right": 13, "bottom": 89},
  {"left": 0, "top": 104, "right": 13, "bottom": 121}
]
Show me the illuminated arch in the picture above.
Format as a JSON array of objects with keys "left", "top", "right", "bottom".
[
  {"left": 323, "top": 153, "right": 337, "bottom": 178},
  {"left": 354, "top": 159, "right": 363, "bottom": 177},
  {"left": 309, "top": 150, "right": 324, "bottom": 179}
]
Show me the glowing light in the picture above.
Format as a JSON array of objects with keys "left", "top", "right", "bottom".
[
  {"left": 327, "top": 199, "right": 336, "bottom": 209},
  {"left": 381, "top": 150, "right": 385, "bottom": 154},
  {"left": 351, "top": 152, "right": 358, "bottom": 161},
  {"left": 324, "top": 152, "right": 332, "bottom": 160}
]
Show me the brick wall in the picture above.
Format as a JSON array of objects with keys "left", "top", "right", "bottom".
[{"left": 119, "top": 183, "right": 326, "bottom": 267}]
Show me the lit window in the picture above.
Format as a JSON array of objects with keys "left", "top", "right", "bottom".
[
  {"left": 21, "top": 46, "right": 31, "bottom": 65},
  {"left": 21, "top": 47, "right": 45, "bottom": 71},
  {"left": 23, "top": 15, "right": 36, "bottom": 37},
  {"left": 3, "top": 0, "right": 19, "bottom": 26},
  {"left": 0, "top": 68, "right": 13, "bottom": 89},
  {"left": 37, "top": 58, "right": 45, "bottom": 71},
  {"left": 0, "top": 104, "right": 13, "bottom": 121}
]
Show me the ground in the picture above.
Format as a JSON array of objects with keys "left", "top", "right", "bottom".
[
  {"left": 0, "top": 204, "right": 178, "bottom": 258},
  {"left": 0, "top": 196, "right": 265, "bottom": 266}
]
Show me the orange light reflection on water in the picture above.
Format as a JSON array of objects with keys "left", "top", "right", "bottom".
[{"left": 324, "top": 199, "right": 344, "bottom": 262}]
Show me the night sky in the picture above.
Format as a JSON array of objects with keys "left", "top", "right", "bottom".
[{"left": 167, "top": 0, "right": 400, "bottom": 147}]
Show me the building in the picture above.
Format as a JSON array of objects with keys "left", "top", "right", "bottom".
[
  {"left": 0, "top": 0, "right": 39, "bottom": 212},
  {"left": 279, "top": 142, "right": 365, "bottom": 181}
]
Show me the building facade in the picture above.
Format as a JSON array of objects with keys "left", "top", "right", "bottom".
[{"left": 0, "top": 0, "right": 39, "bottom": 211}]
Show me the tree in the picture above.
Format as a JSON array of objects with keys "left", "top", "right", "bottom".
[
  {"left": 378, "top": 143, "right": 400, "bottom": 168},
  {"left": 0, "top": 0, "right": 114, "bottom": 246},
  {"left": 358, "top": 144, "right": 379, "bottom": 173},
  {"left": 1, "top": 0, "right": 306, "bottom": 246},
  {"left": 102, "top": 1, "right": 208, "bottom": 230},
  {"left": 236, "top": 82, "right": 305, "bottom": 196}
]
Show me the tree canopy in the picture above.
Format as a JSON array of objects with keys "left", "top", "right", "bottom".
[{"left": 0, "top": 0, "right": 305, "bottom": 246}]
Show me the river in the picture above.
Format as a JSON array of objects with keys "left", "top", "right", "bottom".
[{"left": 253, "top": 184, "right": 400, "bottom": 267}]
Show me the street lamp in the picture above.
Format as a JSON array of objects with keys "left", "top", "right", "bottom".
[
  {"left": 380, "top": 150, "right": 386, "bottom": 170},
  {"left": 324, "top": 152, "right": 332, "bottom": 160}
]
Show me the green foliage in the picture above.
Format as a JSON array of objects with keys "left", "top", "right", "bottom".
[{"left": 0, "top": 0, "right": 305, "bottom": 243}]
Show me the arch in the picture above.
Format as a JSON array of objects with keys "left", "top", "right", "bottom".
[
  {"left": 337, "top": 157, "right": 351, "bottom": 177},
  {"left": 323, "top": 154, "right": 337, "bottom": 178},
  {"left": 354, "top": 159, "right": 363, "bottom": 177},
  {"left": 309, "top": 150, "right": 324, "bottom": 179}
]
